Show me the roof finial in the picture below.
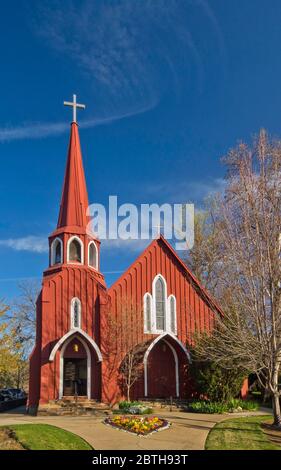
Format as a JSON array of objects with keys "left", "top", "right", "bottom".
[{"left": 64, "top": 94, "right": 86, "bottom": 123}]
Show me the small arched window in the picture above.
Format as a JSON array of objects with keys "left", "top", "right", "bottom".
[
  {"left": 68, "top": 237, "right": 82, "bottom": 263},
  {"left": 88, "top": 241, "right": 98, "bottom": 269},
  {"left": 51, "top": 238, "right": 63, "bottom": 265},
  {"left": 155, "top": 277, "right": 166, "bottom": 331},
  {"left": 71, "top": 298, "right": 81, "bottom": 329},
  {"left": 144, "top": 293, "right": 152, "bottom": 333},
  {"left": 169, "top": 295, "right": 177, "bottom": 334}
]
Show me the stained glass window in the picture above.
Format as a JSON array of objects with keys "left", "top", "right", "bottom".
[
  {"left": 155, "top": 277, "right": 165, "bottom": 330},
  {"left": 170, "top": 296, "right": 176, "bottom": 333},
  {"left": 145, "top": 295, "right": 152, "bottom": 332},
  {"left": 71, "top": 299, "right": 81, "bottom": 329}
]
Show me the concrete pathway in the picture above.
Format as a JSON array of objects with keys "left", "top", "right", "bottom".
[{"left": 0, "top": 406, "right": 271, "bottom": 450}]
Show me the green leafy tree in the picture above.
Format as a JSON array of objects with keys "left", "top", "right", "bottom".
[{"left": 189, "top": 349, "right": 245, "bottom": 402}]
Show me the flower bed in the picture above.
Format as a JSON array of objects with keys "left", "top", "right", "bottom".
[{"left": 104, "top": 415, "right": 170, "bottom": 436}]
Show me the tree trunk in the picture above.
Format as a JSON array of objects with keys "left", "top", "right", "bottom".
[
  {"left": 127, "top": 386, "right": 130, "bottom": 402},
  {"left": 272, "top": 393, "right": 281, "bottom": 427}
]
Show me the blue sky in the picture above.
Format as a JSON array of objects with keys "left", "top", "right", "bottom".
[{"left": 1, "top": 0, "right": 281, "bottom": 300}]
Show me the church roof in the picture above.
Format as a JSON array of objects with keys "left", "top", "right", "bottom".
[
  {"left": 57, "top": 122, "right": 90, "bottom": 230},
  {"left": 108, "top": 235, "right": 223, "bottom": 317}
]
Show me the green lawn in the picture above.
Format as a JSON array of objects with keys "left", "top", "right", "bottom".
[
  {"left": 205, "top": 415, "right": 281, "bottom": 450},
  {"left": 1, "top": 424, "right": 92, "bottom": 450}
]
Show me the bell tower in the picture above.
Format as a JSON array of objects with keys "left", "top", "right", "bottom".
[
  {"left": 28, "top": 96, "right": 107, "bottom": 413},
  {"left": 47, "top": 119, "right": 101, "bottom": 275}
]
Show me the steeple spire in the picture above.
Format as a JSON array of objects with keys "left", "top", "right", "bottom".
[{"left": 57, "top": 122, "right": 90, "bottom": 229}]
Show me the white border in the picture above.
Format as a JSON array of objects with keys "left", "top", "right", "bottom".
[
  {"left": 152, "top": 274, "right": 168, "bottom": 334},
  {"left": 88, "top": 240, "right": 98, "bottom": 270},
  {"left": 51, "top": 237, "right": 63, "bottom": 266},
  {"left": 49, "top": 328, "right": 103, "bottom": 362},
  {"left": 143, "top": 332, "right": 191, "bottom": 397},
  {"left": 143, "top": 292, "right": 153, "bottom": 333},
  {"left": 67, "top": 235, "right": 84, "bottom": 264},
  {"left": 167, "top": 294, "right": 177, "bottom": 335},
  {"left": 59, "top": 334, "right": 91, "bottom": 399}
]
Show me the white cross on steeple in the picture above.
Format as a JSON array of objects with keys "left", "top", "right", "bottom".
[{"left": 64, "top": 94, "right": 86, "bottom": 123}]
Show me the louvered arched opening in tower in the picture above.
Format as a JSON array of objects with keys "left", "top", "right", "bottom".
[
  {"left": 67, "top": 236, "right": 83, "bottom": 263},
  {"left": 51, "top": 237, "right": 63, "bottom": 265},
  {"left": 88, "top": 241, "right": 98, "bottom": 270}
]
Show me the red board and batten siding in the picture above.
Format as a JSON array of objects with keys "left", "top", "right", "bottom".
[
  {"left": 108, "top": 236, "right": 221, "bottom": 348},
  {"left": 103, "top": 236, "right": 222, "bottom": 401}
]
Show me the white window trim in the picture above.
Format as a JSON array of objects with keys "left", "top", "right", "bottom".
[
  {"left": 167, "top": 294, "right": 177, "bottom": 335},
  {"left": 143, "top": 274, "right": 178, "bottom": 335},
  {"left": 143, "top": 292, "right": 153, "bottom": 333},
  {"left": 51, "top": 237, "right": 63, "bottom": 266},
  {"left": 152, "top": 274, "right": 168, "bottom": 334},
  {"left": 67, "top": 235, "right": 84, "bottom": 264},
  {"left": 88, "top": 240, "right": 98, "bottom": 270},
  {"left": 70, "top": 297, "right": 81, "bottom": 329}
]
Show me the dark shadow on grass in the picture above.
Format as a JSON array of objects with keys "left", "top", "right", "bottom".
[{"left": 158, "top": 414, "right": 219, "bottom": 424}]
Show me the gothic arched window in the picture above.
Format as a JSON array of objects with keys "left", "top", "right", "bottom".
[
  {"left": 71, "top": 298, "right": 81, "bottom": 329},
  {"left": 88, "top": 241, "right": 98, "bottom": 269},
  {"left": 169, "top": 295, "right": 177, "bottom": 334},
  {"left": 51, "top": 238, "right": 63, "bottom": 265},
  {"left": 143, "top": 275, "right": 177, "bottom": 335},
  {"left": 155, "top": 277, "right": 166, "bottom": 331},
  {"left": 68, "top": 237, "right": 83, "bottom": 263},
  {"left": 144, "top": 293, "right": 152, "bottom": 333}
]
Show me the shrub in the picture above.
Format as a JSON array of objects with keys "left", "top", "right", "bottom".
[
  {"left": 188, "top": 401, "right": 228, "bottom": 414},
  {"left": 127, "top": 406, "right": 153, "bottom": 415},
  {"left": 118, "top": 400, "right": 153, "bottom": 414},
  {"left": 189, "top": 352, "right": 245, "bottom": 402},
  {"left": 228, "top": 398, "right": 259, "bottom": 411},
  {"left": 187, "top": 399, "right": 259, "bottom": 414},
  {"left": 118, "top": 400, "right": 139, "bottom": 410}
]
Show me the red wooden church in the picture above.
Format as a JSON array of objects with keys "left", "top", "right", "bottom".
[{"left": 28, "top": 109, "right": 224, "bottom": 414}]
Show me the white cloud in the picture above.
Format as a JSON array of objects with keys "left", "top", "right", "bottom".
[
  {"left": 0, "top": 102, "right": 155, "bottom": 142},
  {"left": 0, "top": 236, "right": 48, "bottom": 253},
  {"left": 141, "top": 177, "right": 226, "bottom": 204},
  {"left": 33, "top": 0, "right": 225, "bottom": 105},
  {"left": 0, "top": 233, "right": 149, "bottom": 255}
]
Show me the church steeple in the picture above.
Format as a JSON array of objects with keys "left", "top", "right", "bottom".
[
  {"left": 57, "top": 122, "right": 90, "bottom": 229},
  {"left": 47, "top": 95, "right": 102, "bottom": 278}
]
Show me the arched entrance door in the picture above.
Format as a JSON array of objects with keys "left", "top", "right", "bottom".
[
  {"left": 147, "top": 339, "right": 177, "bottom": 398},
  {"left": 61, "top": 337, "right": 89, "bottom": 397}
]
